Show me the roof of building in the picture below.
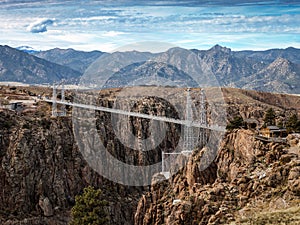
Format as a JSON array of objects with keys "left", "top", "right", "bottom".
[
  {"left": 267, "top": 126, "right": 280, "bottom": 130},
  {"left": 261, "top": 126, "right": 286, "bottom": 132}
]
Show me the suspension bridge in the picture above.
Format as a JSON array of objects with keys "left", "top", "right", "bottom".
[
  {"left": 44, "top": 83, "right": 226, "bottom": 179},
  {"left": 45, "top": 84, "right": 224, "bottom": 131}
]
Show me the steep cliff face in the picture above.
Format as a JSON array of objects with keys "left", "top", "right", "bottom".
[
  {"left": 0, "top": 109, "right": 148, "bottom": 225},
  {"left": 0, "top": 90, "right": 182, "bottom": 225},
  {"left": 134, "top": 129, "right": 300, "bottom": 225},
  {"left": 0, "top": 112, "right": 78, "bottom": 222}
]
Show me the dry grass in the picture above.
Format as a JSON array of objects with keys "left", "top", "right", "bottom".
[{"left": 230, "top": 205, "right": 300, "bottom": 225}]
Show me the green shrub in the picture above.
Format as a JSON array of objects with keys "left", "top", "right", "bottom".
[
  {"left": 226, "top": 116, "right": 244, "bottom": 130},
  {"left": 286, "top": 114, "right": 300, "bottom": 133},
  {"left": 69, "top": 186, "right": 109, "bottom": 225}
]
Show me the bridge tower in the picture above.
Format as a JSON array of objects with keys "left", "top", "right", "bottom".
[
  {"left": 60, "top": 82, "right": 66, "bottom": 116},
  {"left": 182, "top": 88, "right": 197, "bottom": 154},
  {"left": 52, "top": 81, "right": 66, "bottom": 117},
  {"left": 199, "top": 89, "right": 207, "bottom": 148},
  {"left": 52, "top": 83, "right": 57, "bottom": 117},
  {"left": 160, "top": 88, "right": 208, "bottom": 177}
]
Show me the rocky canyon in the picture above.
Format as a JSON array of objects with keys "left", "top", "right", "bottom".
[{"left": 0, "top": 85, "right": 299, "bottom": 224}]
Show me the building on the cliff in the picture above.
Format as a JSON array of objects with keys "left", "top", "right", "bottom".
[
  {"left": 9, "top": 101, "right": 24, "bottom": 111},
  {"left": 1, "top": 98, "right": 39, "bottom": 113},
  {"left": 260, "top": 126, "right": 287, "bottom": 138},
  {"left": 0, "top": 101, "right": 23, "bottom": 111}
]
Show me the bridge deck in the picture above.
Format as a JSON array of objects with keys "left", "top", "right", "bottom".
[{"left": 44, "top": 99, "right": 226, "bottom": 132}]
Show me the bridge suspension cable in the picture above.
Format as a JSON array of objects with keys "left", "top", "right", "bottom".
[
  {"left": 45, "top": 98, "right": 225, "bottom": 131},
  {"left": 46, "top": 85, "right": 225, "bottom": 180}
]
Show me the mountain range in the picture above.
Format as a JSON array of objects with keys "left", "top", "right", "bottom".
[
  {"left": 0, "top": 45, "right": 81, "bottom": 84},
  {"left": 33, "top": 48, "right": 104, "bottom": 74},
  {"left": 0, "top": 44, "right": 299, "bottom": 94}
]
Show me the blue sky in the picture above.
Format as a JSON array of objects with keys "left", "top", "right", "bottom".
[{"left": 1, "top": 0, "right": 300, "bottom": 52}]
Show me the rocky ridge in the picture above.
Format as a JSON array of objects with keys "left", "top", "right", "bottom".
[
  {"left": 2, "top": 44, "right": 300, "bottom": 94},
  {"left": 33, "top": 48, "right": 104, "bottom": 74},
  {"left": 134, "top": 129, "right": 300, "bottom": 225},
  {"left": 0, "top": 45, "right": 81, "bottom": 84}
]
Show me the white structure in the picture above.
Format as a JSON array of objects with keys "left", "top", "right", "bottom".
[
  {"left": 199, "top": 89, "right": 208, "bottom": 148},
  {"left": 160, "top": 151, "right": 182, "bottom": 179},
  {"left": 161, "top": 88, "right": 208, "bottom": 178},
  {"left": 47, "top": 86, "right": 223, "bottom": 179},
  {"left": 45, "top": 98, "right": 223, "bottom": 131},
  {"left": 182, "top": 88, "right": 195, "bottom": 153},
  {"left": 52, "top": 81, "right": 66, "bottom": 117}
]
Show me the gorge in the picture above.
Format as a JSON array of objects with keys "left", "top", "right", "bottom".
[{"left": 0, "top": 85, "right": 299, "bottom": 224}]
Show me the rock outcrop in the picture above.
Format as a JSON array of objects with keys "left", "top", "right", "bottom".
[
  {"left": 134, "top": 129, "right": 300, "bottom": 224},
  {"left": 39, "top": 197, "right": 54, "bottom": 217}
]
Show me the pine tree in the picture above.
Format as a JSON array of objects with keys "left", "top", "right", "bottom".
[
  {"left": 264, "top": 108, "right": 276, "bottom": 126},
  {"left": 286, "top": 114, "right": 300, "bottom": 133},
  {"left": 226, "top": 116, "right": 244, "bottom": 130},
  {"left": 69, "top": 186, "right": 109, "bottom": 225}
]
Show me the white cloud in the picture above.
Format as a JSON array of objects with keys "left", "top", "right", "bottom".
[
  {"left": 27, "top": 18, "right": 56, "bottom": 33},
  {"left": 102, "top": 31, "right": 125, "bottom": 37},
  {"left": 114, "top": 41, "right": 176, "bottom": 53},
  {"left": 0, "top": 1, "right": 299, "bottom": 51}
]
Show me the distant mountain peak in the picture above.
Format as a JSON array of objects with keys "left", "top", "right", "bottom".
[
  {"left": 209, "top": 44, "right": 231, "bottom": 53},
  {"left": 286, "top": 46, "right": 297, "bottom": 51},
  {"left": 270, "top": 57, "right": 291, "bottom": 67}
]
